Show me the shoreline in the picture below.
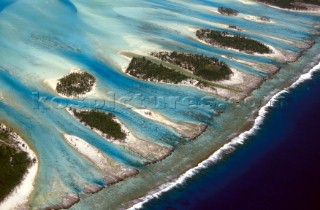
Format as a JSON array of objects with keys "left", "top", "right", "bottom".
[
  {"left": 131, "top": 108, "right": 208, "bottom": 141},
  {"left": 192, "top": 33, "right": 301, "bottom": 64},
  {"left": 63, "top": 134, "right": 138, "bottom": 184},
  {"left": 66, "top": 109, "right": 173, "bottom": 163},
  {"left": 58, "top": 106, "right": 212, "bottom": 208},
  {"left": 0, "top": 129, "right": 38, "bottom": 210},
  {"left": 112, "top": 117, "right": 174, "bottom": 162},
  {"left": 44, "top": 134, "right": 140, "bottom": 210},
  {"left": 118, "top": 30, "right": 313, "bottom": 103},
  {"left": 1, "top": 0, "right": 319, "bottom": 209},
  {"left": 119, "top": 50, "right": 264, "bottom": 101},
  {"left": 240, "top": 14, "right": 275, "bottom": 24},
  {"left": 43, "top": 68, "right": 97, "bottom": 99},
  {"left": 213, "top": 68, "right": 264, "bottom": 101},
  {"left": 221, "top": 55, "right": 280, "bottom": 74},
  {"left": 255, "top": 1, "right": 320, "bottom": 14},
  {"left": 187, "top": 26, "right": 303, "bottom": 64},
  {"left": 212, "top": 10, "right": 276, "bottom": 24},
  {"left": 126, "top": 59, "right": 320, "bottom": 210}
]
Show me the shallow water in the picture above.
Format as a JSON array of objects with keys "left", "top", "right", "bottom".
[{"left": 0, "top": 0, "right": 319, "bottom": 209}]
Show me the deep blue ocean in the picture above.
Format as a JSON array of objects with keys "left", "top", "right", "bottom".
[{"left": 142, "top": 68, "right": 320, "bottom": 210}]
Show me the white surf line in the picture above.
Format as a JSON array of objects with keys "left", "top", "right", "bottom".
[
  {"left": 0, "top": 133, "right": 38, "bottom": 210},
  {"left": 128, "top": 61, "right": 320, "bottom": 210}
]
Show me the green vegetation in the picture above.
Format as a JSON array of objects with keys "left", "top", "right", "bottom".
[
  {"left": 125, "top": 54, "right": 238, "bottom": 92},
  {"left": 218, "top": 7, "right": 239, "bottom": 16},
  {"left": 0, "top": 125, "right": 32, "bottom": 202},
  {"left": 56, "top": 71, "right": 96, "bottom": 97},
  {"left": 151, "top": 51, "right": 232, "bottom": 81},
  {"left": 126, "top": 57, "right": 189, "bottom": 84},
  {"left": 257, "top": 0, "right": 320, "bottom": 9},
  {"left": 259, "top": 16, "right": 271, "bottom": 22},
  {"left": 196, "top": 29, "right": 272, "bottom": 54},
  {"left": 228, "top": 25, "right": 240, "bottom": 30},
  {"left": 73, "top": 110, "right": 126, "bottom": 140}
]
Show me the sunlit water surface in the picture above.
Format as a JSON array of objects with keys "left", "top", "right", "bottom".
[{"left": 0, "top": 0, "right": 319, "bottom": 208}]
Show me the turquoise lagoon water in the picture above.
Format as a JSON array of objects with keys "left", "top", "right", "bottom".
[{"left": 0, "top": 0, "right": 319, "bottom": 209}]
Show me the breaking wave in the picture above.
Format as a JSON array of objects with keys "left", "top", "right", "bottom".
[{"left": 128, "top": 60, "right": 320, "bottom": 210}]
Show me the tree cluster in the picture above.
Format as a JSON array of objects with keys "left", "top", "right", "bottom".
[
  {"left": 218, "top": 7, "right": 239, "bottom": 16},
  {"left": 257, "top": 0, "right": 320, "bottom": 9},
  {"left": 0, "top": 125, "right": 32, "bottom": 202},
  {"left": 259, "top": 16, "right": 271, "bottom": 22},
  {"left": 73, "top": 110, "right": 126, "bottom": 140},
  {"left": 196, "top": 29, "right": 272, "bottom": 54},
  {"left": 151, "top": 51, "right": 232, "bottom": 81},
  {"left": 126, "top": 57, "right": 189, "bottom": 84},
  {"left": 56, "top": 72, "right": 96, "bottom": 97}
]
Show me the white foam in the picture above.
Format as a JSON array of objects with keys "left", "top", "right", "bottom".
[
  {"left": 291, "top": 61, "right": 320, "bottom": 88},
  {"left": 128, "top": 61, "right": 320, "bottom": 210}
]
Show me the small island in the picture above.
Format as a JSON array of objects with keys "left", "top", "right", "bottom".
[
  {"left": 150, "top": 51, "right": 232, "bottom": 81},
  {"left": 126, "top": 57, "right": 190, "bottom": 84},
  {"left": 256, "top": 0, "right": 320, "bottom": 10},
  {"left": 259, "top": 16, "right": 271, "bottom": 22},
  {"left": 123, "top": 53, "right": 259, "bottom": 101},
  {"left": 218, "top": 7, "right": 239, "bottom": 16},
  {"left": 70, "top": 109, "right": 173, "bottom": 162},
  {"left": 228, "top": 25, "right": 241, "bottom": 31},
  {"left": 0, "top": 124, "right": 34, "bottom": 202},
  {"left": 56, "top": 71, "right": 96, "bottom": 97},
  {"left": 73, "top": 110, "right": 126, "bottom": 141},
  {"left": 196, "top": 29, "right": 272, "bottom": 54}
]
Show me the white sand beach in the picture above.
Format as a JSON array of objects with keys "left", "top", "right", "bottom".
[
  {"left": 0, "top": 129, "right": 38, "bottom": 210},
  {"left": 43, "top": 68, "right": 97, "bottom": 98},
  {"left": 64, "top": 134, "right": 138, "bottom": 184}
]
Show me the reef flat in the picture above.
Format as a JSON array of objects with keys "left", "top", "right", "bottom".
[{"left": 0, "top": 0, "right": 319, "bottom": 209}]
